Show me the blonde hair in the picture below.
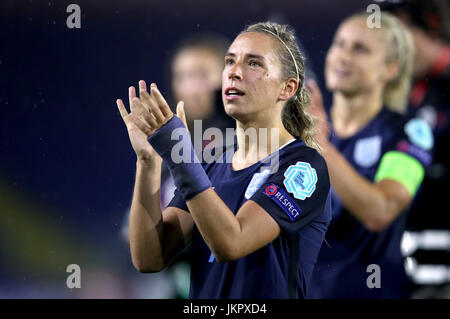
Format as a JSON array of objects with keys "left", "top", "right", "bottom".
[
  {"left": 349, "top": 12, "right": 415, "bottom": 113},
  {"left": 240, "top": 22, "right": 318, "bottom": 149}
]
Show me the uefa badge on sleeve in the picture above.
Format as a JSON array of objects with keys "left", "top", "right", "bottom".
[{"left": 283, "top": 162, "right": 317, "bottom": 200}]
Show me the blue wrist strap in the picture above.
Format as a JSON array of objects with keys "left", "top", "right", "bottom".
[{"left": 147, "top": 116, "right": 211, "bottom": 200}]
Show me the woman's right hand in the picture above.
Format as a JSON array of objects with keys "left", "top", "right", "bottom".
[
  {"left": 117, "top": 83, "right": 158, "bottom": 164},
  {"left": 307, "top": 79, "right": 330, "bottom": 148}
]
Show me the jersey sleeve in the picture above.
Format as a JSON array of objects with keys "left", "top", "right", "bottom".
[
  {"left": 249, "top": 150, "right": 331, "bottom": 238},
  {"left": 375, "top": 117, "right": 434, "bottom": 197},
  {"left": 166, "top": 187, "right": 189, "bottom": 212}
]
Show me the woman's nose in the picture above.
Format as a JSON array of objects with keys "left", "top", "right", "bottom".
[
  {"left": 334, "top": 46, "right": 352, "bottom": 65},
  {"left": 228, "top": 63, "right": 242, "bottom": 81}
]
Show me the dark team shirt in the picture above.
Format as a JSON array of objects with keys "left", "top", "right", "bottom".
[
  {"left": 405, "top": 49, "right": 450, "bottom": 290},
  {"left": 168, "top": 138, "right": 332, "bottom": 298},
  {"left": 307, "top": 107, "right": 432, "bottom": 299}
]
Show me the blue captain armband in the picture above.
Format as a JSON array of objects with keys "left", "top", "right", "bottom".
[{"left": 148, "top": 116, "right": 212, "bottom": 200}]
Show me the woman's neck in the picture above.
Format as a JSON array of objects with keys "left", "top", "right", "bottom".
[
  {"left": 233, "top": 112, "right": 294, "bottom": 169},
  {"left": 331, "top": 89, "right": 383, "bottom": 139}
]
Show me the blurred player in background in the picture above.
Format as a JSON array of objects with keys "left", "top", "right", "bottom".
[
  {"left": 161, "top": 33, "right": 234, "bottom": 208},
  {"left": 161, "top": 33, "right": 235, "bottom": 298},
  {"left": 307, "top": 12, "right": 433, "bottom": 298},
  {"left": 381, "top": 0, "right": 450, "bottom": 298},
  {"left": 169, "top": 34, "right": 234, "bottom": 133}
]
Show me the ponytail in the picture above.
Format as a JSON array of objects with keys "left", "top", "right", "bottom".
[{"left": 381, "top": 13, "right": 415, "bottom": 113}]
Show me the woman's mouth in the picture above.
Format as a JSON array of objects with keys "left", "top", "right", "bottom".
[
  {"left": 224, "top": 87, "right": 245, "bottom": 101},
  {"left": 333, "top": 68, "right": 351, "bottom": 78}
]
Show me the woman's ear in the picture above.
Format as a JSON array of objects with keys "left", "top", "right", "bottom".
[
  {"left": 279, "top": 77, "right": 299, "bottom": 101},
  {"left": 384, "top": 60, "right": 399, "bottom": 83}
]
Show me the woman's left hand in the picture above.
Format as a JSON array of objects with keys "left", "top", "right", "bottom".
[
  {"left": 133, "top": 80, "right": 188, "bottom": 133},
  {"left": 134, "top": 81, "right": 173, "bottom": 130},
  {"left": 307, "top": 80, "right": 330, "bottom": 148}
]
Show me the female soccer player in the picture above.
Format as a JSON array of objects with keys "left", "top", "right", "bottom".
[
  {"left": 117, "top": 22, "right": 332, "bottom": 298},
  {"left": 307, "top": 12, "right": 433, "bottom": 298}
]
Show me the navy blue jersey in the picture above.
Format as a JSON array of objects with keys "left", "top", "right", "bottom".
[
  {"left": 168, "top": 138, "right": 332, "bottom": 298},
  {"left": 308, "top": 107, "right": 433, "bottom": 299}
]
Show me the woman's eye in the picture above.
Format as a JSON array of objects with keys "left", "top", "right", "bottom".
[
  {"left": 249, "top": 61, "right": 260, "bottom": 67},
  {"left": 225, "top": 58, "right": 234, "bottom": 65},
  {"left": 354, "top": 44, "right": 369, "bottom": 53}
]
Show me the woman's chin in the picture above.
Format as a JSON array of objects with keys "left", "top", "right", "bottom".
[
  {"left": 224, "top": 104, "right": 243, "bottom": 119},
  {"left": 327, "top": 81, "right": 359, "bottom": 96}
]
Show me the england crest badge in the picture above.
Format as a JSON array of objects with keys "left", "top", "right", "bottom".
[
  {"left": 244, "top": 169, "right": 272, "bottom": 199},
  {"left": 354, "top": 135, "right": 381, "bottom": 167}
]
